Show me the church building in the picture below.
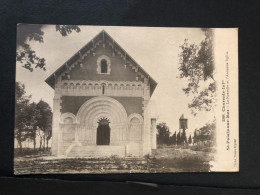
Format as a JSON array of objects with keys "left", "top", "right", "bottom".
[{"left": 45, "top": 30, "right": 158, "bottom": 157}]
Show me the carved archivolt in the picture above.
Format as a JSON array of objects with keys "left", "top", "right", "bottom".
[
  {"left": 128, "top": 113, "right": 144, "bottom": 124},
  {"left": 97, "top": 55, "right": 111, "bottom": 74},
  {"left": 76, "top": 96, "right": 128, "bottom": 126},
  {"left": 60, "top": 112, "right": 77, "bottom": 124}
]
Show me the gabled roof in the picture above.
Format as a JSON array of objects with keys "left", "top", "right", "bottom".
[
  {"left": 180, "top": 114, "right": 185, "bottom": 119},
  {"left": 45, "top": 30, "right": 157, "bottom": 95}
]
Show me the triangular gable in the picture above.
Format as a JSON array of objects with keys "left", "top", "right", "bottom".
[{"left": 45, "top": 30, "right": 157, "bottom": 95}]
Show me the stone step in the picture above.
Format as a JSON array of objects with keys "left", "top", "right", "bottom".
[{"left": 67, "top": 145, "right": 126, "bottom": 157}]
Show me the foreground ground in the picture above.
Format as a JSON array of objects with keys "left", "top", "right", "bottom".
[{"left": 14, "top": 145, "right": 215, "bottom": 174}]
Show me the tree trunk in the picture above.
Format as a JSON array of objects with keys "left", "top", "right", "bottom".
[
  {"left": 33, "top": 127, "right": 37, "bottom": 152},
  {"left": 39, "top": 138, "right": 42, "bottom": 150},
  {"left": 18, "top": 140, "right": 23, "bottom": 154},
  {"left": 46, "top": 139, "right": 49, "bottom": 150},
  {"left": 33, "top": 135, "right": 36, "bottom": 151},
  {"left": 43, "top": 134, "right": 46, "bottom": 151}
]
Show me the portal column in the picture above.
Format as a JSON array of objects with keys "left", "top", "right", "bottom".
[
  {"left": 51, "top": 83, "right": 62, "bottom": 156},
  {"left": 142, "top": 84, "right": 151, "bottom": 155},
  {"left": 151, "top": 118, "right": 157, "bottom": 149}
]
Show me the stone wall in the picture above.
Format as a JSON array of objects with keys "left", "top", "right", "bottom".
[{"left": 66, "top": 43, "right": 144, "bottom": 82}]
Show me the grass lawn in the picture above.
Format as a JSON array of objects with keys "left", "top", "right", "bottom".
[{"left": 14, "top": 145, "right": 214, "bottom": 174}]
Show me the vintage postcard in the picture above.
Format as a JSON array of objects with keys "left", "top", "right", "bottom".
[{"left": 14, "top": 25, "right": 238, "bottom": 174}]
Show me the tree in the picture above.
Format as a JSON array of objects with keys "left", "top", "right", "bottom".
[
  {"left": 16, "top": 24, "right": 81, "bottom": 72},
  {"left": 197, "top": 120, "right": 216, "bottom": 146},
  {"left": 177, "top": 131, "right": 181, "bottom": 145},
  {"left": 45, "top": 126, "right": 52, "bottom": 150},
  {"left": 181, "top": 129, "right": 187, "bottom": 145},
  {"left": 15, "top": 82, "right": 31, "bottom": 150},
  {"left": 26, "top": 102, "right": 40, "bottom": 151},
  {"left": 15, "top": 82, "right": 53, "bottom": 153},
  {"left": 15, "top": 82, "right": 40, "bottom": 151},
  {"left": 188, "top": 135, "right": 192, "bottom": 144},
  {"left": 37, "top": 129, "right": 44, "bottom": 150},
  {"left": 170, "top": 131, "right": 177, "bottom": 145},
  {"left": 36, "top": 100, "right": 52, "bottom": 150},
  {"left": 178, "top": 29, "right": 216, "bottom": 116},
  {"left": 193, "top": 129, "right": 199, "bottom": 145},
  {"left": 156, "top": 122, "right": 171, "bottom": 145}
]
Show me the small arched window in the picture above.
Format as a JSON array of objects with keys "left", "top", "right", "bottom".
[
  {"left": 97, "top": 55, "right": 111, "bottom": 74},
  {"left": 101, "top": 59, "right": 108, "bottom": 73},
  {"left": 64, "top": 117, "right": 73, "bottom": 124}
]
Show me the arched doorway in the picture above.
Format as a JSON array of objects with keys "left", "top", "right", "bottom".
[
  {"left": 76, "top": 96, "right": 128, "bottom": 144},
  {"left": 96, "top": 118, "right": 110, "bottom": 145}
]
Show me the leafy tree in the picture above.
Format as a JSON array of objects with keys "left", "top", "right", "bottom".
[
  {"left": 17, "top": 24, "right": 81, "bottom": 72},
  {"left": 15, "top": 82, "right": 31, "bottom": 150},
  {"left": 36, "top": 100, "right": 52, "bottom": 150},
  {"left": 193, "top": 129, "right": 199, "bottom": 145},
  {"left": 15, "top": 82, "right": 40, "bottom": 151},
  {"left": 197, "top": 120, "right": 216, "bottom": 146},
  {"left": 27, "top": 102, "right": 40, "bottom": 151},
  {"left": 170, "top": 131, "right": 177, "bottom": 145},
  {"left": 37, "top": 129, "right": 44, "bottom": 150},
  {"left": 156, "top": 122, "right": 171, "bottom": 145},
  {"left": 177, "top": 131, "right": 181, "bottom": 145},
  {"left": 15, "top": 82, "right": 52, "bottom": 152},
  {"left": 181, "top": 129, "right": 187, "bottom": 145},
  {"left": 178, "top": 29, "right": 216, "bottom": 116},
  {"left": 188, "top": 135, "right": 192, "bottom": 144},
  {"left": 45, "top": 127, "right": 52, "bottom": 150}
]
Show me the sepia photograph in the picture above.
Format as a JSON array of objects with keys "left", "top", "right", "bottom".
[{"left": 14, "top": 25, "right": 238, "bottom": 174}]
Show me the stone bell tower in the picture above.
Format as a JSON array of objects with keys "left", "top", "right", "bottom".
[{"left": 179, "top": 114, "right": 188, "bottom": 130}]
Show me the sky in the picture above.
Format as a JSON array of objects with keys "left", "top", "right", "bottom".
[{"left": 16, "top": 25, "right": 215, "bottom": 137}]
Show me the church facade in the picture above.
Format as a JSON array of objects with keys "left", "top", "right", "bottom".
[{"left": 45, "top": 30, "right": 157, "bottom": 157}]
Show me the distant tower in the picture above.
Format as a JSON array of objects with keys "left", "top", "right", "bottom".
[{"left": 179, "top": 114, "right": 188, "bottom": 130}]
